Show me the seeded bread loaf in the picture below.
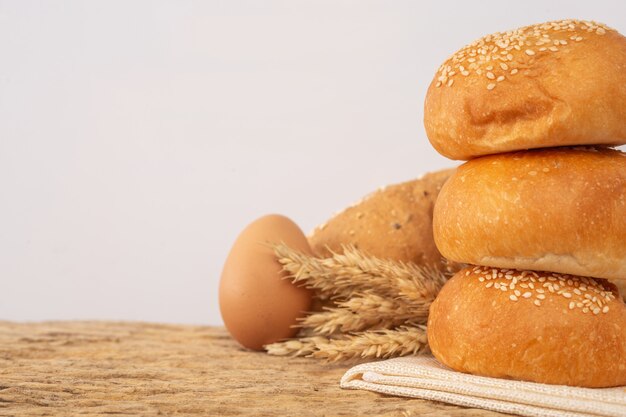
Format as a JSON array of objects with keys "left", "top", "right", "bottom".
[
  {"left": 428, "top": 266, "right": 626, "bottom": 387},
  {"left": 424, "top": 19, "right": 626, "bottom": 160},
  {"left": 433, "top": 147, "right": 626, "bottom": 281},
  {"left": 309, "top": 169, "right": 457, "bottom": 271}
]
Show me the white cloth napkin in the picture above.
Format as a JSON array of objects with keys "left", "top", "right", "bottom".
[{"left": 340, "top": 355, "right": 626, "bottom": 417}]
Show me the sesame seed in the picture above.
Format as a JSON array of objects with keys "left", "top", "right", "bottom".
[
  {"left": 569, "top": 302, "right": 576, "bottom": 310},
  {"left": 487, "top": 83, "right": 496, "bottom": 90},
  {"left": 433, "top": 20, "right": 612, "bottom": 91},
  {"left": 510, "top": 295, "right": 518, "bottom": 301},
  {"left": 497, "top": 76, "right": 505, "bottom": 82},
  {"left": 534, "top": 300, "right": 541, "bottom": 307},
  {"left": 486, "top": 72, "right": 495, "bottom": 79},
  {"left": 603, "top": 306, "right": 610, "bottom": 313},
  {"left": 522, "top": 292, "right": 532, "bottom": 298}
]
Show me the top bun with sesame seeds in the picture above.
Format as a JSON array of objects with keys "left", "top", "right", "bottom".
[
  {"left": 427, "top": 265, "right": 626, "bottom": 387},
  {"left": 424, "top": 19, "right": 626, "bottom": 160}
]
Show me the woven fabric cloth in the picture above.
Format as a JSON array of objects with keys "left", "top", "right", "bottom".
[{"left": 340, "top": 355, "right": 626, "bottom": 417}]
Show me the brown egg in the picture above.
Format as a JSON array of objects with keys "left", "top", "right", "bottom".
[{"left": 219, "top": 214, "right": 313, "bottom": 350}]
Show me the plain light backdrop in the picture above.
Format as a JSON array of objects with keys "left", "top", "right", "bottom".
[{"left": 1, "top": 1, "right": 625, "bottom": 325}]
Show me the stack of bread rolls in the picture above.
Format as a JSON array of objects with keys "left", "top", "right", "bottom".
[{"left": 424, "top": 20, "right": 626, "bottom": 387}]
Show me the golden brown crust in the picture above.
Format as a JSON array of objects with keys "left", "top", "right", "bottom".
[
  {"left": 433, "top": 147, "right": 626, "bottom": 280},
  {"left": 424, "top": 20, "right": 626, "bottom": 160},
  {"left": 614, "top": 280, "right": 626, "bottom": 302},
  {"left": 309, "top": 169, "right": 456, "bottom": 270},
  {"left": 428, "top": 266, "right": 626, "bottom": 387}
]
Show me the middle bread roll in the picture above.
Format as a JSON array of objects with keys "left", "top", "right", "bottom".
[{"left": 433, "top": 147, "right": 626, "bottom": 281}]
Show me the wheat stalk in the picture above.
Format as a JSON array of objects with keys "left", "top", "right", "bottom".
[
  {"left": 298, "top": 293, "right": 427, "bottom": 335},
  {"left": 264, "top": 337, "right": 327, "bottom": 357},
  {"left": 269, "top": 243, "right": 448, "bottom": 361},
  {"left": 273, "top": 243, "right": 449, "bottom": 303},
  {"left": 265, "top": 326, "right": 429, "bottom": 362},
  {"left": 338, "top": 293, "right": 430, "bottom": 322}
]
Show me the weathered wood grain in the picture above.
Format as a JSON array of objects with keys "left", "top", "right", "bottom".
[{"left": 0, "top": 321, "right": 506, "bottom": 416}]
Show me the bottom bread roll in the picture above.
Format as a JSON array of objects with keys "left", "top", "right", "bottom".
[{"left": 428, "top": 266, "right": 626, "bottom": 388}]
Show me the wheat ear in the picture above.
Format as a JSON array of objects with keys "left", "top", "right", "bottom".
[
  {"left": 297, "top": 293, "right": 427, "bottom": 335},
  {"left": 265, "top": 326, "right": 429, "bottom": 362},
  {"left": 273, "top": 243, "right": 449, "bottom": 303}
]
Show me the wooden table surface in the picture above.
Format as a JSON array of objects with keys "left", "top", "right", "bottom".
[{"left": 0, "top": 321, "right": 506, "bottom": 416}]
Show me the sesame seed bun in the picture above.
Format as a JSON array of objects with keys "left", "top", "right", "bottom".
[
  {"left": 309, "top": 169, "right": 457, "bottom": 271},
  {"left": 424, "top": 19, "right": 626, "bottom": 160},
  {"left": 428, "top": 266, "right": 626, "bottom": 387},
  {"left": 433, "top": 147, "right": 626, "bottom": 281}
]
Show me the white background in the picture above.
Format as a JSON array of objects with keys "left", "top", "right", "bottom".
[{"left": 1, "top": 1, "right": 624, "bottom": 325}]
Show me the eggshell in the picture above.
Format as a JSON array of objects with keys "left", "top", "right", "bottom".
[{"left": 219, "top": 214, "right": 313, "bottom": 350}]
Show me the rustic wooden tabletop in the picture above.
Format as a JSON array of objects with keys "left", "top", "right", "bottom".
[{"left": 0, "top": 321, "right": 506, "bottom": 416}]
